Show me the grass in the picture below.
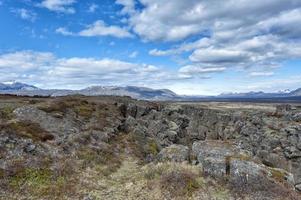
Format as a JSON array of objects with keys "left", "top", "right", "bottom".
[
  {"left": 9, "top": 168, "right": 52, "bottom": 189},
  {"left": 143, "top": 162, "right": 204, "bottom": 197},
  {"left": 76, "top": 146, "right": 121, "bottom": 176},
  {"left": 8, "top": 167, "right": 77, "bottom": 199},
  {"left": 1, "top": 155, "right": 80, "bottom": 199},
  {"left": 269, "top": 168, "right": 290, "bottom": 184},
  {"left": 160, "top": 170, "right": 201, "bottom": 197}
]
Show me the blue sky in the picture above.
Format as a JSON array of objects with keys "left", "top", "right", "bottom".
[{"left": 0, "top": 0, "right": 301, "bottom": 95}]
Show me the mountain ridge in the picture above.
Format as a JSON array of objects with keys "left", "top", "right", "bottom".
[{"left": 1, "top": 81, "right": 301, "bottom": 100}]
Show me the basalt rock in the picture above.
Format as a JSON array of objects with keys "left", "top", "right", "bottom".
[{"left": 157, "top": 144, "right": 189, "bottom": 162}]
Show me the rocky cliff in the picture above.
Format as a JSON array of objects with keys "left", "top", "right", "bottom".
[{"left": 0, "top": 95, "right": 301, "bottom": 199}]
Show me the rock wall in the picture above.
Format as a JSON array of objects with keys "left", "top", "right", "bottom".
[{"left": 119, "top": 102, "right": 301, "bottom": 191}]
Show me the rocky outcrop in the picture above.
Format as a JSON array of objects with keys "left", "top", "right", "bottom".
[
  {"left": 117, "top": 102, "right": 301, "bottom": 192},
  {"left": 157, "top": 144, "right": 189, "bottom": 162},
  {"left": 191, "top": 141, "right": 295, "bottom": 189},
  {"left": 13, "top": 106, "right": 80, "bottom": 137}
]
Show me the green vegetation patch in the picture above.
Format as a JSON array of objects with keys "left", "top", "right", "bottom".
[
  {"left": 8, "top": 167, "right": 76, "bottom": 198},
  {"left": 0, "top": 106, "right": 15, "bottom": 120},
  {"left": 269, "top": 168, "right": 288, "bottom": 184},
  {"left": 148, "top": 140, "right": 159, "bottom": 155}
]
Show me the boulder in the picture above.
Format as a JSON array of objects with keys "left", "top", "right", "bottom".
[
  {"left": 256, "top": 150, "right": 288, "bottom": 169},
  {"left": 186, "top": 123, "right": 207, "bottom": 140},
  {"left": 122, "top": 116, "right": 138, "bottom": 133},
  {"left": 276, "top": 104, "right": 292, "bottom": 114},
  {"left": 192, "top": 141, "right": 234, "bottom": 161},
  {"left": 24, "top": 143, "right": 36, "bottom": 153},
  {"left": 192, "top": 141, "right": 295, "bottom": 189},
  {"left": 284, "top": 146, "right": 301, "bottom": 159},
  {"left": 157, "top": 144, "right": 189, "bottom": 162},
  {"left": 296, "top": 184, "right": 301, "bottom": 192},
  {"left": 13, "top": 106, "right": 79, "bottom": 137},
  {"left": 292, "top": 113, "right": 301, "bottom": 122}
]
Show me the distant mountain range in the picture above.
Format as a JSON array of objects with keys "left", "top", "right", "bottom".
[
  {"left": 0, "top": 82, "right": 179, "bottom": 100},
  {"left": 1, "top": 81, "right": 301, "bottom": 101},
  {"left": 217, "top": 88, "right": 301, "bottom": 98},
  {"left": 0, "top": 81, "right": 38, "bottom": 91}
]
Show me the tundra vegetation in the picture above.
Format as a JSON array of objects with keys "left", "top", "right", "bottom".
[{"left": 0, "top": 95, "right": 301, "bottom": 199}]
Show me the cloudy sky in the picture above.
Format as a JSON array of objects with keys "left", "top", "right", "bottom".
[{"left": 1, "top": 0, "right": 301, "bottom": 95}]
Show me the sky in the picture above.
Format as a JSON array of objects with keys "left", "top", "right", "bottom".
[{"left": 0, "top": 0, "right": 301, "bottom": 95}]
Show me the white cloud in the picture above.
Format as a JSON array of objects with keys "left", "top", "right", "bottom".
[
  {"left": 38, "top": 0, "right": 76, "bottom": 14},
  {"left": 116, "top": 0, "right": 301, "bottom": 79},
  {"left": 179, "top": 65, "right": 226, "bottom": 75},
  {"left": 149, "top": 38, "right": 211, "bottom": 56},
  {"left": 139, "top": 65, "right": 159, "bottom": 72},
  {"left": 88, "top": 3, "right": 98, "bottom": 13},
  {"left": 78, "top": 20, "right": 133, "bottom": 38},
  {"left": 129, "top": 0, "right": 301, "bottom": 42},
  {"left": 189, "top": 49, "right": 249, "bottom": 63},
  {"left": 116, "top": 0, "right": 136, "bottom": 15},
  {"left": 56, "top": 21, "right": 133, "bottom": 39},
  {"left": 55, "top": 27, "right": 74, "bottom": 36},
  {"left": 129, "top": 51, "right": 138, "bottom": 58},
  {"left": 11, "top": 8, "right": 37, "bottom": 22},
  {"left": 53, "top": 58, "right": 135, "bottom": 74},
  {"left": 249, "top": 71, "right": 274, "bottom": 77},
  {"left": 0, "top": 51, "right": 54, "bottom": 71},
  {"left": 0, "top": 51, "right": 174, "bottom": 89}
]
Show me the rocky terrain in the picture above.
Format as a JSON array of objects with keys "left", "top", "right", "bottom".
[{"left": 1, "top": 95, "right": 301, "bottom": 199}]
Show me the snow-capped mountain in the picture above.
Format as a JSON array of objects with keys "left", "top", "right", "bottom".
[{"left": 0, "top": 81, "right": 38, "bottom": 91}]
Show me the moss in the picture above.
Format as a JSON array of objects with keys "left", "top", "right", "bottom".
[
  {"left": 0, "top": 106, "right": 15, "bottom": 120},
  {"left": 229, "top": 153, "right": 252, "bottom": 162},
  {"left": 148, "top": 140, "right": 159, "bottom": 155},
  {"left": 0, "top": 168, "right": 4, "bottom": 178},
  {"left": 5, "top": 121, "right": 54, "bottom": 142},
  {"left": 269, "top": 168, "right": 287, "bottom": 183}
]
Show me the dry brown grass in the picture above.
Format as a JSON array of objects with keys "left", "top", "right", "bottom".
[{"left": 1, "top": 120, "right": 54, "bottom": 142}]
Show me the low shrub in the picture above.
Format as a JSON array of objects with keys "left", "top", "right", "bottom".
[{"left": 160, "top": 170, "right": 201, "bottom": 197}]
